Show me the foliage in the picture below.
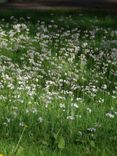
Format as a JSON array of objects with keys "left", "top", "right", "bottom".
[{"left": 0, "top": 10, "right": 117, "bottom": 155}]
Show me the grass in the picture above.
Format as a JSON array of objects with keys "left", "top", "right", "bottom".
[{"left": 0, "top": 10, "right": 117, "bottom": 156}]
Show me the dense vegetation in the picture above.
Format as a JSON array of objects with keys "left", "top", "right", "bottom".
[{"left": 0, "top": 10, "right": 117, "bottom": 156}]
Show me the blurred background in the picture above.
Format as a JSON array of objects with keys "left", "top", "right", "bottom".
[
  {"left": 0, "top": 0, "right": 117, "bottom": 11},
  {"left": 0, "top": 0, "right": 116, "bottom": 2}
]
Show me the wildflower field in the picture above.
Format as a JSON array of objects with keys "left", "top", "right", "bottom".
[{"left": 0, "top": 10, "right": 117, "bottom": 156}]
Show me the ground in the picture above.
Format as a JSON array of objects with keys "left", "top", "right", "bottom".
[{"left": 0, "top": 10, "right": 117, "bottom": 156}]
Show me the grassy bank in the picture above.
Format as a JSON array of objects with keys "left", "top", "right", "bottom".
[{"left": 0, "top": 10, "right": 117, "bottom": 155}]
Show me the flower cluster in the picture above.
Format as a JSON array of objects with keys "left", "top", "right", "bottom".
[{"left": 0, "top": 14, "right": 117, "bottom": 140}]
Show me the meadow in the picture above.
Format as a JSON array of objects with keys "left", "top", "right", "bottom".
[{"left": 0, "top": 10, "right": 117, "bottom": 156}]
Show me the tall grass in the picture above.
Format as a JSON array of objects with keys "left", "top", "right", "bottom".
[{"left": 0, "top": 10, "right": 117, "bottom": 155}]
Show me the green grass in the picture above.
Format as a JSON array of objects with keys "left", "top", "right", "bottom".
[
  {"left": 0, "top": 10, "right": 117, "bottom": 156},
  {"left": 1, "top": 140, "right": 116, "bottom": 156}
]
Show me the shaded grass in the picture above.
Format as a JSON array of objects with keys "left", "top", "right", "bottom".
[{"left": 0, "top": 9, "right": 117, "bottom": 29}]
